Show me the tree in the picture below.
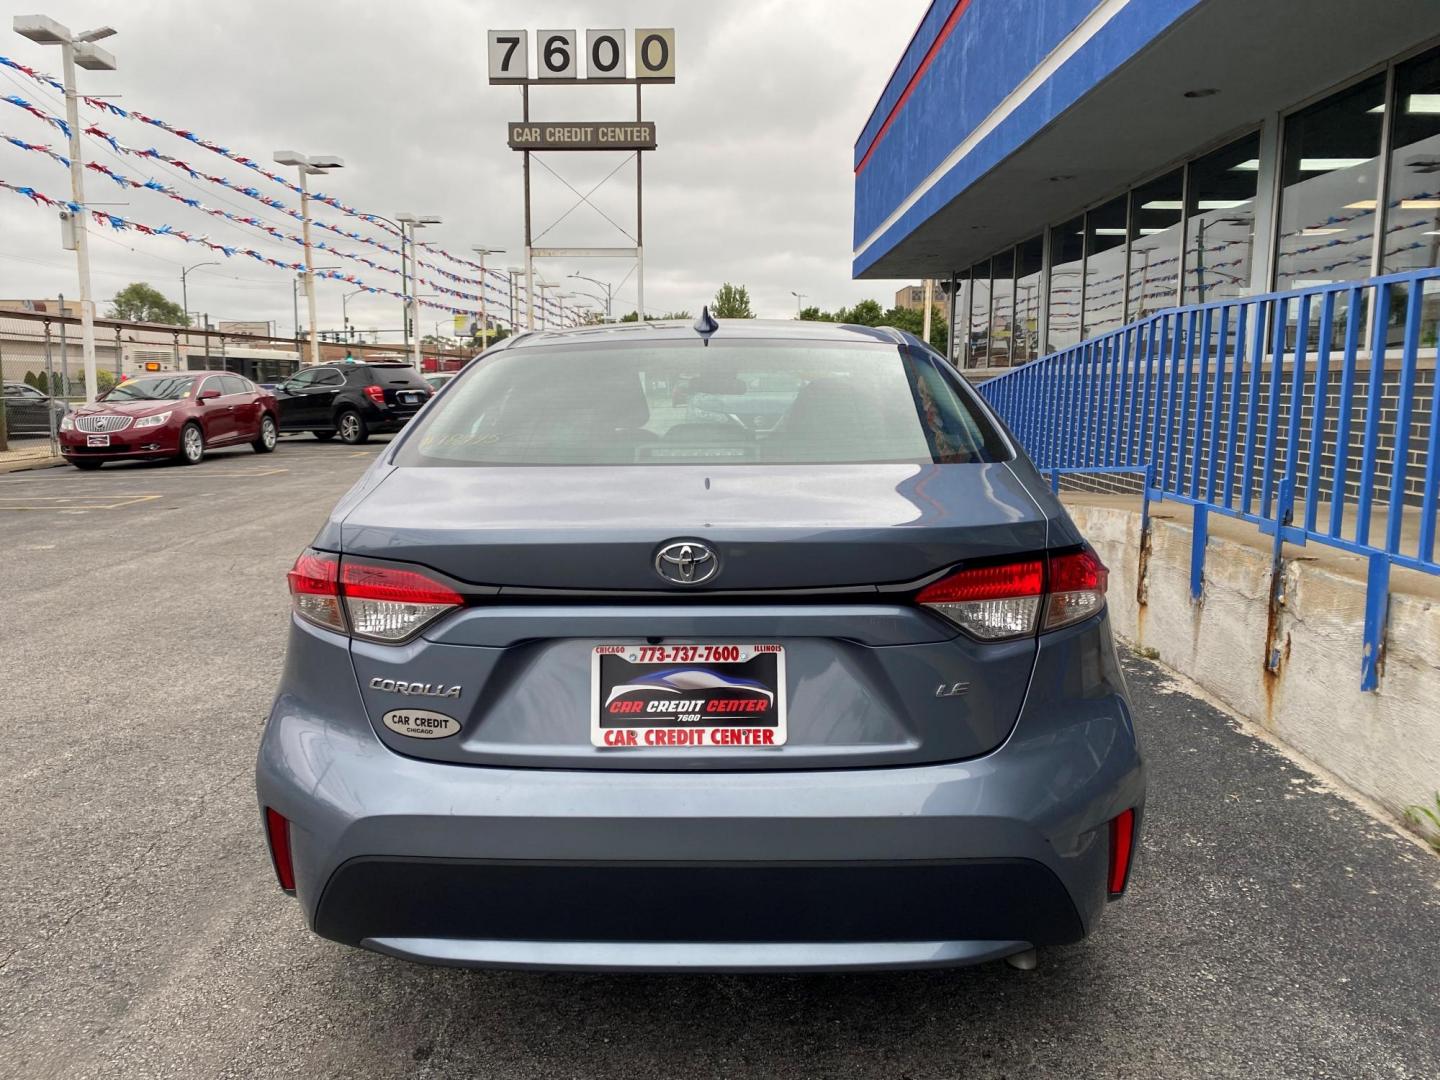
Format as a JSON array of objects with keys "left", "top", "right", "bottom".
[
  {"left": 798, "top": 306, "right": 838, "bottom": 322},
  {"left": 711, "top": 283, "right": 754, "bottom": 319},
  {"left": 108, "top": 282, "right": 189, "bottom": 326},
  {"left": 659, "top": 310, "right": 692, "bottom": 320},
  {"left": 836, "top": 299, "right": 885, "bottom": 326}
]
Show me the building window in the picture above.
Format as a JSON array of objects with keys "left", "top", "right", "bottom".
[
  {"left": 1083, "top": 195, "right": 1128, "bottom": 337},
  {"left": 1047, "top": 216, "right": 1084, "bottom": 351},
  {"left": 989, "top": 248, "right": 1015, "bottom": 367},
  {"left": 967, "top": 258, "right": 991, "bottom": 367},
  {"left": 1014, "top": 236, "right": 1043, "bottom": 362},
  {"left": 1128, "top": 169, "right": 1184, "bottom": 319},
  {"left": 1386, "top": 46, "right": 1440, "bottom": 276},
  {"left": 1183, "top": 131, "right": 1261, "bottom": 304},
  {"left": 1274, "top": 74, "right": 1387, "bottom": 291}
]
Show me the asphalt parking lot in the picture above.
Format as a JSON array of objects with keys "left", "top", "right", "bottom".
[{"left": 2, "top": 438, "right": 1438, "bottom": 1080}]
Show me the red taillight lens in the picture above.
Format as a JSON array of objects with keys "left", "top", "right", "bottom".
[
  {"left": 916, "top": 548, "right": 1108, "bottom": 640},
  {"left": 265, "top": 807, "right": 296, "bottom": 892},
  {"left": 362, "top": 384, "right": 385, "bottom": 405},
  {"left": 286, "top": 549, "right": 344, "bottom": 632},
  {"left": 286, "top": 551, "right": 462, "bottom": 642},
  {"left": 1108, "top": 808, "right": 1136, "bottom": 896},
  {"left": 339, "top": 561, "right": 462, "bottom": 642},
  {"left": 1044, "top": 548, "right": 1109, "bottom": 631},
  {"left": 916, "top": 560, "right": 1044, "bottom": 640}
]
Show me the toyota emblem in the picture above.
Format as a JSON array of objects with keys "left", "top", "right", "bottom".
[{"left": 655, "top": 541, "right": 718, "bottom": 585}]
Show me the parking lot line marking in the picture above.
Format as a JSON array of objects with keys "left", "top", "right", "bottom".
[{"left": 0, "top": 494, "right": 163, "bottom": 511}]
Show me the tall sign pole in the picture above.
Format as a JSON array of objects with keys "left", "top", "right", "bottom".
[{"left": 489, "top": 28, "right": 674, "bottom": 327}]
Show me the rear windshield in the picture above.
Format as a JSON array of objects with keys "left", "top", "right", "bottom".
[
  {"left": 367, "top": 365, "right": 431, "bottom": 388},
  {"left": 394, "top": 341, "right": 1008, "bottom": 467}
]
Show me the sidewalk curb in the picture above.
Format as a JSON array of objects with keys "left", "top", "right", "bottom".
[{"left": 0, "top": 456, "right": 67, "bottom": 475}]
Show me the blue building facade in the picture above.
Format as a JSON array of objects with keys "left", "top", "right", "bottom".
[{"left": 855, "top": 0, "right": 1440, "bottom": 368}]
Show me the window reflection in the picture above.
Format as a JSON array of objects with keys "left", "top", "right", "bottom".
[
  {"left": 1275, "top": 75, "right": 1386, "bottom": 291},
  {"left": 968, "top": 258, "right": 991, "bottom": 367},
  {"left": 1083, "top": 196, "right": 1128, "bottom": 336},
  {"left": 1014, "top": 236, "right": 1043, "bottom": 362},
  {"left": 1129, "top": 170, "right": 1184, "bottom": 319},
  {"left": 990, "top": 248, "right": 1015, "bottom": 367},
  {"left": 950, "top": 268, "right": 970, "bottom": 366},
  {"left": 1047, "top": 216, "right": 1084, "bottom": 351},
  {"left": 1183, "top": 132, "right": 1260, "bottom": 304},
  {"left": 1384, "top": 45, "right": 1440, "bottom": 349}
]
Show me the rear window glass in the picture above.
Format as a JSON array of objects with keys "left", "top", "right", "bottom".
[
  {"left": 393, "top": 340, "right": 1009, "bottom": 467},
  {"left": 369, "top": 365, "right": 431, "bottom": 387}
]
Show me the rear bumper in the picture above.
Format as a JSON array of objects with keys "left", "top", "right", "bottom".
[{"left": 256, "top": 617, "right": 1145, "bottom": 971}]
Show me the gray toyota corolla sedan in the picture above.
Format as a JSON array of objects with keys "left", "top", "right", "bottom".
[{"left": 256, "top": 315, "right": 1144, "bottom": 973}]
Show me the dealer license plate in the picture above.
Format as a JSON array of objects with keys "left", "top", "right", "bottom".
[
  {"left": 592, "top": 643, "right": 786, "bottom": 749},
  {"left": 86, "top": 434, "right": 110, "bottom": 447}
]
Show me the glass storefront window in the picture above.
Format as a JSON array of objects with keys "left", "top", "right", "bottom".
[
  {"left": 1014, "top": 236, "right": 1043, "bottom": 362},
  {"left": 1274, "top": 74, "right": 1386, "bottom": 291},
  {"left": 1183, "top": 132, "right": 1261, "bottom": 305},
  {"left": 1128, "top": 169, "right": 1183, "bottom": 319},
  {"left": 989, "top": 248, "right": 1015, "bottom": 367},
  {"left": 1047, "top": 216, "right": 1084, "bottom": 351},
  {"left": 967, "top": 258, "right": 991, "bottom": 367},
  {"left": 1384, "top": 45, "right": 1440, "bottom": 348},
  {"left": 1083, "top": 196, "right": 1128, "bottom": 337}
]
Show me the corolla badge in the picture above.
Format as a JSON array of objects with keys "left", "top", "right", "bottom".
[
  {"left": 369, "top": 677, "right": 462, "bottom": 699},
  {"left": 655, "top": 541, "right": 718, "bottom": 585}
]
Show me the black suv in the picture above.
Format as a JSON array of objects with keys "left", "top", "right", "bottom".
[{"left": 274, "top": 363, "right": 432, "bottom": 444}]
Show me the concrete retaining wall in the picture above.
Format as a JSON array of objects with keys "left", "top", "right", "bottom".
[{"left": 1066, "top": 497, "right": 1440, "bottom": 831}]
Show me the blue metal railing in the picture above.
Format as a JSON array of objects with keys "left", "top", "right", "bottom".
[{"left": 977, "top": 267, "right": 1440, "bottom": 690}]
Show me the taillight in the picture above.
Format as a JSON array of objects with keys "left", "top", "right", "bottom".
[
  {"left": 340, "top": 561, "right": 463, "bottom": 642},
  {"left": 286, "top": 549, "right": 344, "bottom": 632},
  {"left": 915, "top": 559, "right": 1044, "bottom": 640},
  {"left": 1044, "top": 548, "right": 1109, "bottom": 631},
  {"left": 916, "top": 547, "right": 1108, "bottom": 640},
  {"left": 362, "top": 384, "right": 385, "bottom": 405},
  {"left": 264, "top": 806, "right": 296, "bottom": 892},
  {"left": 286, "top": 549, "right": 462, "bottom": 643},
  {"left": 1108, "top": 808, "right": 1136, "bottom": 896}
]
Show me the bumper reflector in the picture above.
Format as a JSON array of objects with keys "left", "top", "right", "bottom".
[
  {"left": 265, "top": 807, "right": 296, "bottom": 893},
  {"left": 1108, "top": 808, "right": 1136, "bottom": 896}
]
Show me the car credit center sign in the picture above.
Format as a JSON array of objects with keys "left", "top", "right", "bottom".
[{"left": 507, "top": 121, "right": 656, "bottom": 151}]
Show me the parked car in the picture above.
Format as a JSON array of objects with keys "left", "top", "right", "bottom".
[
  {"left": 424, "top": 372, "right": 457, "bottom": 392},
  {"left": 257, "top": 317, "right": 1145, "bottom": 974},
  {"left": 59, "top": 373, "right": 278, "bottom": 469},
  {"left": 3, "top": 380, "right": 68, "bottom": 436},
  {"left": 273, "top": 363, "right": 432, "bottom": 444}
]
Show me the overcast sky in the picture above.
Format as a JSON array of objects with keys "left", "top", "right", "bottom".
[{"left": 0, "top": 1, "right": 928, "bottom": 338}]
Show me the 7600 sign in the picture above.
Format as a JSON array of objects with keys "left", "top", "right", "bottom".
[{"left": 487, "top": 28, "right": 675, "bottom": 83}]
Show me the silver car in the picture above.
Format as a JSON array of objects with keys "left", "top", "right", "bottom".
[{"left": 256, "top": 316, "right": 1144, "bottom": 973}]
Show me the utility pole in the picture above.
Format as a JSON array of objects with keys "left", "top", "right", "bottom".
[
  {"left": 15, "top": 16, "right": 118, "bottom": 404},
  {"left": 273, "top": 151, "right": 344, "bottom": 367}
]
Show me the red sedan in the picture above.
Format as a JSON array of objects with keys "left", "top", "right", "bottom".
[{"left": 60, "top": 372, "right": 278, "bottom": 469}]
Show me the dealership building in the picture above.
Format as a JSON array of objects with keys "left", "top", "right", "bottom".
[{"left": 853, "top": 0, "right": 1440, "bottom": 368}]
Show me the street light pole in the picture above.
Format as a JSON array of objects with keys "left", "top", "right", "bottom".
[
  {"left": 15, "top": 16, "right": 117, "bottom": 404},
  {"left": 274, "top": 151, "right": 344, "bottom": 368},
  {"left": 568, "top": 272, "right": 613, "bottom": 321},
  {"left": 790, "top": 290, "right": 806, "bottom": 317},
  {"left": 342, "top": 288, "right": 365, "bottom": 341},
  {"left": 397, "top": 214, "right": 441, "bottom": 370},
  {"left": 180, "top": 261, "right": 218, "bottom": 327},
  {"left": 472, "top": 246, "right": 505, "bottom": 349}
]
